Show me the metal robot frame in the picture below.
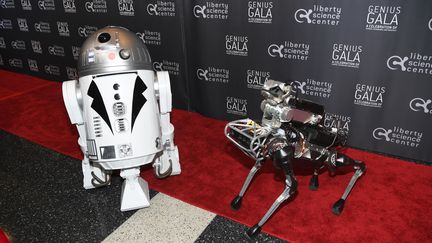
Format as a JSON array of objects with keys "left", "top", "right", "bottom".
[{"left": 225, "top": 79, "right": 366, "bottom": 238}]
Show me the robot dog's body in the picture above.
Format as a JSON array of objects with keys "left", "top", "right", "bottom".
[
  {"left": 225, "top": 80, "right": 366, "bottom": 237},
  {"left": 63, "top": 26, "right": 180, "bottom": 211}
]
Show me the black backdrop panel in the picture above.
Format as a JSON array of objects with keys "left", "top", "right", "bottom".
[
  {"left": 1, "top": 0, "right": 431, "bottom": 163},
  {"left": 0, "top": 0, "right": 189, "bottom": 109}
]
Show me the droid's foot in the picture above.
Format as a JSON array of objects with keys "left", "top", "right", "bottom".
[
  {"left": 332, "top": 199, "right": 345, "bottom": 215},
  {"left": 154, "top": 158, "right": 172, "bottom": 179},
  {"left": 154, "top": 146, "right": 181, "bottom": 179},
  {"left": 246, "top": 224, "right": 261, "bottom": 238},
  {"left": 120, "top": 168, "right": 150, "bottom": 211},
  {"left": 169, "top": 146, "right": 181, "bottom": 175},
  {"left": 120, "top": 177, "right": 150, "bottom": 211},
  {"left": 230, "top": 196, "right": 243, "bottom": 211},
  {"left": 82, "top": 160, "right": 109, "bottom": 189}
]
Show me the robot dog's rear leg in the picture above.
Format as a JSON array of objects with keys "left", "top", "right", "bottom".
[
  {"left": 327, "top": 152, "right": 366, "bottom": 215},
  {"left": 246, "top": 146, "right": 297, "bottom": 238},
  {"left": 231, "top": 159, "right": 263, "bottom": 211}
]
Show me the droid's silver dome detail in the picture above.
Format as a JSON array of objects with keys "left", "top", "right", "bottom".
[{"left": 77, "top": 26, "right": 152, "bottom": 77}]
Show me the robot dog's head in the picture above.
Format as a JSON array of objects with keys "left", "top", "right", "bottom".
[
  {"left": 77, "top": 26, "right": 152, "bottom": 77},
  {"left": 261, "top": 79, "right": 294, "bottom": 104}
]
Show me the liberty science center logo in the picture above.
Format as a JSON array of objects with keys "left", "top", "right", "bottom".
[
  {"left": 193, "top": 1, "right": 228, "bottom": 20},
  {"left": 373, "top": 126, "right": 422, "bottom": 148},
  {"left": 387, "top": 53, "right": 432, "bottom": 75},
  {"left": 146, "top": 1, "right": 176, "bottom": 17},
  {"left": 409, "top": 97, "right": 432, "bottom": 115},
  {"left": 294, "top": 4, "right": 342, "bottom": 26}
]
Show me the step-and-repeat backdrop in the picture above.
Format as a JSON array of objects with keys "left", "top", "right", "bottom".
[{"left": 1, "top": 0, "right": 431, "bottom": 164}]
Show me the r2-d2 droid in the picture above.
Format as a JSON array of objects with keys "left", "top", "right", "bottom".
[{"left": 62, "top": 26, "right": 181, "bottom": 211}]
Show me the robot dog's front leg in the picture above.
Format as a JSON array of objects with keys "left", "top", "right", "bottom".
[
  {"left": 62, "top": 80, "right": 109, "bottom": 189},
  {"left": 325, "top": 151, "right": 366, "bottom": 215},
  {"left": 153, "top": 71, "right": 181, "bottom": 178},
  {"left": 247, "top": 144, "right": 297, "bottom": 238},
  {"left": 231, "top": 159, "right": 264, "bottom": 211}
]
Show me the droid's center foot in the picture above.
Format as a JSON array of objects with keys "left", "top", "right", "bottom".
[{"left": 120, "top": 167, "right": 150, "bottom": 211}]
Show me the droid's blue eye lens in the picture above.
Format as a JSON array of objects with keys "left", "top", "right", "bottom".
[{"left": 98, "top": 33, "right": 111, "bottom": 43}]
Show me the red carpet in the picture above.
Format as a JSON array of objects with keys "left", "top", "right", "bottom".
[
  {"left": 1, "top": 70, "right": 431, "bottom": 242},
  {"left": 0, "top": 229, "right": 10, "bottom": 243}
]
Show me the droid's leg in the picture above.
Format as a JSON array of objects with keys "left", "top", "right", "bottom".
[
  {"left": 63, "top": 80, "right": 109, "bottom": 189},
  {"left": 81, "top": 157, "right": 93, "bottom": 189},
  {"left": 325, "top": 152, "right": 366, "bottom": 215},
  {"left": 154, "top": 71, "right": 180, "bottom": 178},
  {"left": 119, "top": 167, "right": 150, "bottom": 211},
  {"left": 231, "top": 159, "right": 263, "bottom": 211},
  {"left": 153, "top": 113, "right": 181, "bottom": 178},
  {"left": 247, "top": 146, "right": 297, "bottom": 238},
  {"left": 77, "top": 135, "right": 109, "bottom": 189},
  {"left": 81, "top": 158, "right": 110, "bottom": 189},
  {"left": 79, "top": 136, "right": 94, "bottom": 189}
]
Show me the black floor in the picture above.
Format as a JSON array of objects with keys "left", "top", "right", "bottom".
[
  {"left": 0, "top": 130, "right": 140, "bottom": 242},
  {"left": 0, "top": 130, "right": 286, "bottom": 243},
  {"left": 196, "top": 216, "right": 286, "bottom": 243}
]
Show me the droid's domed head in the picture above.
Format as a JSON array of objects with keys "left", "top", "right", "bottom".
[{"left": 77, "top": 26, "right": 152, "bottom": 77}]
